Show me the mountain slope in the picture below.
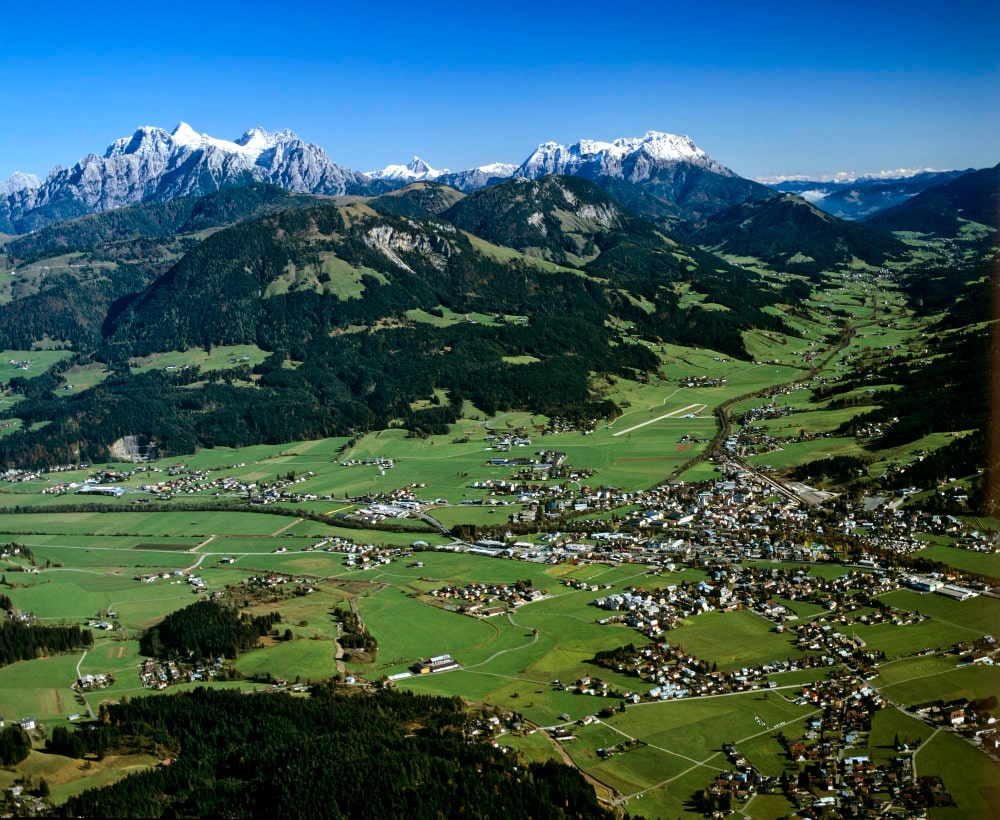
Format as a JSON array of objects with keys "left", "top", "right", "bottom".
[
  {"left": 441, "top": 175, "right": 638, "bottom": 263},
  {"left": 0, "top": 187, "right": 795, "bottom": 466},
  {"left": 689, "top": 194, "right": 907, "bottom": 271},
  {"left": 367, "top": 182, "right": 466, "bottom": 218},
  {"left": 0, "top": 184, "right": 329, "bottom": 348},
  {"left": 866, "top": 163, "right": 1000, "bottom": 237}
]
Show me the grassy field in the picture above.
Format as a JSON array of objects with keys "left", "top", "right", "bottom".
[
  {"left": 669, "top": 610, "right": 805, "bottom": 670},
  {"left": 879, "top": 660, "right": 1000, "bottom": 707},
  {"left": 560, "top": 691, "right": 818, "bottom": 815},
  {"left": 917, "top": 729, "right": 1000, "bottom": 818},
  {"left": 127, "top": 344, "right": 269, "bottom": 375}
]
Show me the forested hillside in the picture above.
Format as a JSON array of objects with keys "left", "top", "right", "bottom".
[
  {"left": 0, "top": 179, "right": 793, "bottom": 467},
  {"left": 53, "top": 687, "right": 608, "bottom": 819}
]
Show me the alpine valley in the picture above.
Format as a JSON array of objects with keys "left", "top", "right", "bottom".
[{"left": 0, "top": 124, "right": 997, "bottom": 820}]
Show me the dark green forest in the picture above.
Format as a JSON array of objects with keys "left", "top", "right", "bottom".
[
  {"left": 139, "top": 601, "right": 280, "bottom": 660},
  {"left": 0, "top": 620, "right": 93, "bottom": 668},
  {"left": 51, "top": 687, "right": 609, "bottom": 819}
]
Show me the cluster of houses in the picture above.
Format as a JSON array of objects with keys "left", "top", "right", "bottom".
[
  {"left": 74, "top": 672, "right": 114, "bottom": 690},
  {"left": 139, "top": 656, "right": 226, "bottom": 689},
  {"left": 761, "top": 673, "right": 960, "bottom": 815},
  {"left": 680, "top": 374, "right": 727, "bottom": 388},
  {"left": 484, "top": 434, "right": 533, "bottom": 450},
  {"left": 589, "top": 562, "right": 921, "bottom": 661},
  {"left": 133, "top": 569, "right": 207, "bottom": 593},
  {"left": 339, "top": 456, "right": 394, "bottom": 472},
  {"left": 342, "top": 542, "right": 406, "bottom": 568},
  {"left": 4, "top": 783, "right": 47, "bottom": 816},
  {"left": 39, "top": 463, "right": 324, "bottom": 505},
  {"left": 142, "top": 466, "right": 319, "bottom": 504},
  {"left": 594, "top": 640, "right": 831, "bottom": 702},
  {"left": 542, "top": 415, "right": 599, "bottom": 435},
  {"left": 427, "top": 581, "right": 544, "bottom": 616},
  {"left": 0, "top": 543, "right": 31, "bottom": 563},
  {"left": 593, "top": 585, "right": 714, "bottom": 635}
]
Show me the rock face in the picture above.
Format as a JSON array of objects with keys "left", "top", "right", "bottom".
[
  {"left": 1, "top": 123, "right": 372, "bottom": 233},
  {"left": 108, "top": 435, "right": 159, "bottom": 463},
  {"left": 436, "top": 163, "right": 519, "bottom": 192}
]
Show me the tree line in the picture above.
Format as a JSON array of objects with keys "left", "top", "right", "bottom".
[{"left": 0, "top": 619, "right": 93, "bottom": 668}]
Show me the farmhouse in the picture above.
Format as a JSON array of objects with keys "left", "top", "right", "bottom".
[{"left": 412, "top": 654, "right": 460, "bottom": 674}]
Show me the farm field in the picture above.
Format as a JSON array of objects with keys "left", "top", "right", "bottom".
[
  {"left": 917, "top": 729, "right": 1000, "bottom": 818},
  {"left": 557, "top": 692, "right": 819, "bottom": 816},
  {"left": 879, "top": 659, "right": 1000, "bottom": 707},
  {"left": 666, "top": 610, "right": 806, "bottom": 671}
]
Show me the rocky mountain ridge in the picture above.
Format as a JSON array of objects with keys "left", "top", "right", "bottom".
[{"left": 1, "top": 125, "right": 767, "bottom": 233}]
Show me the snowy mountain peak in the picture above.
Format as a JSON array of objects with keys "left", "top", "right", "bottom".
[
  {"left": 515, "top": 130, "right": 731, "bottom": 181},
  {"left": 105, "top": 126, "right": 174, "bottom": 159},
  {"left": 367, "top": 156, "right": 449, "bottom": 182},
  {"left": 236, "top": 126, "right": 299, "bottom": 152},
  {"left": 473, "top": 162, "right": 518, "bottom": 176},
  {"left": 0, "top": 171, "right": 42, "bottom": 196},
  {"left": 170, "top": 121, "right": 203, "bottom": 147},
  {"left": 2, "top": 122, "right": 371, "bottom": 233}
]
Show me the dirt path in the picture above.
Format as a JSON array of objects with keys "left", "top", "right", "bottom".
[
  {"left": 527, "top": 719, "right": 622, "bottom": 807},
  {"left": 271, "top": 518, "right": 302, "bottom": 537},
  {"left": 74, "top": 649, "right": 95, "bottom": 718}
]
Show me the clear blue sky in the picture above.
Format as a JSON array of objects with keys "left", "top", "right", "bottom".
[{"left": 2, "top": 0, "right": 997, "bottom": 182}]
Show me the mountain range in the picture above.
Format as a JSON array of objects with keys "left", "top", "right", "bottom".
[
  {"left": 4, "top": 123, "right": 987, "bottom": 238},
  {"left": 769, "top": 170, "right": 973, "bottom": 220},
  {"left": 0, "top": 125, "right": 778, "bottom": 234}
]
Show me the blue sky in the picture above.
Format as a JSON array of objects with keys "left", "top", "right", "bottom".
[{"left": 2, "top": 0, "right": 997, "bottom": 182}]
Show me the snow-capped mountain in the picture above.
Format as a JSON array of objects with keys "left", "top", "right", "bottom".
[
  {"left": 436, "top": 162, "right": 518, "bottom": 192},
  {"left": 0, "top": 123, "right": 373, "bottom": 233},
  {"left": 514, "top": 131, "right": 734, "bottom": 181},
  {"left": 0, "top": 172, "right": 41, "bottom": 196},
  {"left": 499, "top": 130, "right": 774, "bottom": 220},
  {"left": 367, "top": 156, "right": 448, "bottom": 182}
]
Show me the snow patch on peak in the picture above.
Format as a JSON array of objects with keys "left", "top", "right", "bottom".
[
  {"left": 0, "top": 171, "right": 42, "bottom": 195},
  {"left": 367, "top": 156, "right": 448, "bottom": 182},
  {"left": 474, "top": 162, "right": 517, "bottom": 176},
  {"left": 170, "top": 122, "right": 203, "bottom": 147},
  {"left": 516, "top": 130, "right": 729, "bottom": 180},
  {"left": 237, "top": 127, "right": 299, "bottom": 152}
]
